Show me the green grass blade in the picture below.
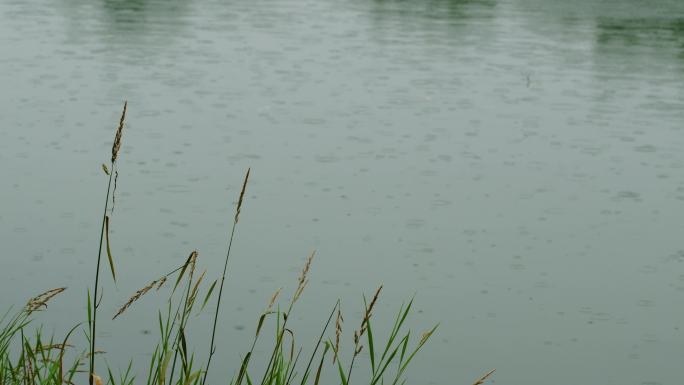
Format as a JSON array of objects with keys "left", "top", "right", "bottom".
[
  {"left": 335, "top": 354, "right": 348, "bottom": 385},
  {"left": 395, "top": 324, "right": 438, "bottom": 383},
  {"left": 199, "top": 280, "right": 217, "bottom": 314},
  {"left": 173, "top": 253, "right": 194, "bottom": 292},
  {"left": 366, "top": 308, "right": 376, "bottom": 374},
  {"left": 398, "top": 331, "right": 409, "bottom": 366},
  {"left": 159, "top": 350, "right": 172, "bottom": 385},
  {"left": 313, "top": 343, "right": 330, "bottom": 385},
  {"left": 104, "top": 216, "right": 117, "bottom": 283},
  {"left": 370, "top": 343, "right": 401, "bottom": 385},
  {"left": 87, "top": 290, "right": 93, "bottom": 330}
]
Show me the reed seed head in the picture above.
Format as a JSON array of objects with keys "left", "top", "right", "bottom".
[
  {"left": 362, "top": 285, "right": 382, "bottom": 326},
  {"left": 293, "top": 250, "right": 315, "bottom": 303},
  {"left": 266, "top": 287, "right": 282, "bottom": 312},
  {"left": 156, "top": 276, "right": 167, "bottom": 291},
  {"left": 111, "top": 101, "right": 127, "bottom": 163},
  {"left": 26, "top": 287, "right": 66, "bottom": 314},
  {"left": 235, "top": 168, "right": 250, "bottom": 223},
  {"left": 333, "top": 307, "right": 343, "bottom": 363},
  {"left": 188, "top": 250, "right": 198, "bottom": 280},
  {"left": 188, "top": 270, "right": 206, "bottom": 307},
  {"left": 356, "top": 284, "right": 382, "bottom": 341},
  {"left": 36, "top": 343, "right": 73, "bottom": 352},
  {"left": 113, "top": 279, "right": 158, "bottom": 319}
]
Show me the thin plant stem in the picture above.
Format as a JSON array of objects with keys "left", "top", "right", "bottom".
[
  {"left": 201, "top": 168, "right": 250, "bottom": 385},
  {"left": 346, "top": 353, "right": 358, "bottom": 385},
  {"left": 297, "top": 301, "right": 339, "bottom": 385},
  {"left": 90, "top": 100, "right": 127, "bottom": 384},
  {"left": 168, "top": 262, "right": 196, "bottom": 385},
  {"left": 89, "top": 165, "right": 114, "bottom": 385}
]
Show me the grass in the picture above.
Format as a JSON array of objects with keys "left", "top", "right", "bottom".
[{"left": 0, "top": 103, "right": 494, "bottom": 385}]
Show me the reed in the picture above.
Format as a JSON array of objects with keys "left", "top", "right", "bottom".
[
  {"left": 201, "top": 168, "right": 250, "bottom": 385},
  {"left": 112, "top": 278, "right": 162, "bottom": 320},
  {"left": 25, "top": 288, "right": 66, "bottom": 314},
  {"left": 89, "top": 101, "right": 127, "bottom": 385}
]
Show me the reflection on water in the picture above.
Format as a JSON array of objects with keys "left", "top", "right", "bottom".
[
  {"left": 595, "top": 17, "right": 684, "bottom": 67},
  {"left": 369, "top": 0, "right": 497, "bottom": 21},
  {"left": 98, "top": 0, "right": 191, "bottom": 33},
  {"left": 1, "top": 1, "right": 684, "bottom": 385}
]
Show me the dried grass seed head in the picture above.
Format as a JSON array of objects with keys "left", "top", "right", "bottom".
[
  {"left": 26, "top": 287, "right": 67, "bottom": 313},
  {"left": 111, "top": 101, "right": 127, "bottom": 163}
]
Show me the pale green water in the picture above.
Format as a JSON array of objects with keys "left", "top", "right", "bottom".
[{"left": 1, "top": 0, "right": 684, "bottom": 384}]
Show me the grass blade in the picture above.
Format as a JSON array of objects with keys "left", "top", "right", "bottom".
[
  {"left": 199, "top": 280, "right": 218, "bottom": 313},
  {"left": 312, "top": 342, "right": 330, "bottom": 385},
  {"left": 104, "top": 216, "right": 116, "bottom": 283}
]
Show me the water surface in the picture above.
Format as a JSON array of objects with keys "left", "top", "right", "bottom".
[{"left": 1, "top": 0, "right": 683, "bottom": 384}]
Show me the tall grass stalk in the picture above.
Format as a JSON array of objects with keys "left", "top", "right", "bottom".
[
  {"left": 201, "top": 168, "right": 250, "bottom": 385},
  {"left": 89, "top": 101, "right": 127, "bottom": 385}
]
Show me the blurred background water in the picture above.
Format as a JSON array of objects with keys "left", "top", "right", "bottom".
[{"left": 1, "top": 0, "right": 684, "bottom": 384}]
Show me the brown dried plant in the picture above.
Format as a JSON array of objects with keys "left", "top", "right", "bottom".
[
  {"left": 25, "top": 287, "right": 66, "bottom": 314},
  {"left": 111, "top": 101, "right": 127, "bottom": 163},
  {"left": 112, "top": 279, "right": 159, "bottom": 320}
]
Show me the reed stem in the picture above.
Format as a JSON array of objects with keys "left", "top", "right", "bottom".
[
  {"left": 201, "top": 168, "right": 250, "bottom": 385},
  {"left": 90, "top": 101, "right": 127, "bottom": 384},
  {"left": 89, "top": 165, "right": 113, "bottom": 385}
]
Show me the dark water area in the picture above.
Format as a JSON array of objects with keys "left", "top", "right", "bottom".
[{"left": 1, "top": 0, "right": 684, "bottom": 384}]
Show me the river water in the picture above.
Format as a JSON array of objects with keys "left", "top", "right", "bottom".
[{"left": 1, "top": 0, "right": 683, "bottom": 384}]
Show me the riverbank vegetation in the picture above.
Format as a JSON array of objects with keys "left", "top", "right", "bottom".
[{"left": 0, "top": 103, "right": 493, "bottom": 385}]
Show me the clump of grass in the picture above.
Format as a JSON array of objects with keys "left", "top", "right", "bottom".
[{"left": 0, "top": 102, "right": 493, "bottom": 385}]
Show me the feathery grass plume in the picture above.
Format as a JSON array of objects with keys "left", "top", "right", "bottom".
[
  {"left": 25, "top": 287, "right": 66, "bottom": 314},
  {"left": 156, "top": 276, "right": 168, "bottom": 291},
  {"left": 188, "top": 252, "right": 198, "bottom": 282},
  {"left": 345, "top": 285, "right": 382, "bottom": 384},
  {"left": 111, "top": 258, "right": 191, "bottom": 319},
  {"left": 112, "top": 279, "right": 159, "bottom": 320},
  {"left": 202, "top": 167, "right": 251, "bottom": 385},
  {"left": 36, "top": 343, "right": 73, "bottom": 352},
  {"left": 353, "top": 285, "right": 382, "bottom": 353},
  {"left": 472, "top": 369, "right": 496, "bottom": 385},
  {"left": 111, "top": 101, "right": 127, "bottom": 163},
  {"left": 266, "top": 288, "right": 282, "bottom": 313},
  {"left": 293, "top": 250, "right": 315, "bottom": 303},
  {"left": 360, "top": 285, "right": 382, "bottom": 335},
  {"left": 235, "top": 168, "right": 250, "bottom": 223},
  {"left": 333, "top": 307, "right": 343, "bottom": 364}
]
